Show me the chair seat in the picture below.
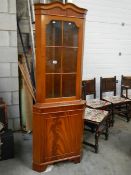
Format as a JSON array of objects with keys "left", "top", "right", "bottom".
[
  {"left": 84, "top": 108, "right": 108, "bottom": 123},
  {"left": 103, "top": 96, "right": 130, "bottom": 104},
  {"left": 86, "top": 99, "right": 111, "bottom": 108}
]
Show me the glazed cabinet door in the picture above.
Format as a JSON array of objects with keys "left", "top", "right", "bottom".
[
  {"left": 62, "top": 21, "right": 78, "bottom": 97},
  {"left": 37, "top": 17, "right": 83, "bottom": 102},
  {"left": 46, "top": 20, "right": 62, "bottom": 98}
]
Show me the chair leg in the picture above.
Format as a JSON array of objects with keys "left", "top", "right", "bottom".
[
  {"left": 111, "top": 104, "right": 115, "bottom": 126},
  {"left": 105, "top": 119, "right": 109, "bottom": 140},
  {"left": 126, "top": 103, "right": 130, "bottom": 122},
  {"left": 108, "top": 116, "right": 111, "bottom": 128},
  {"left": 95, "top": 130, "right": 99, "bottom": 153},
  {"left": 91, "top": 126, "right": 95, "bottom": 133},
  {"left": 128, "top": 102, "right": 131, "bottom": 121},
  {"left": 108, "top": 110, "right": 112, "bottom": 127}
]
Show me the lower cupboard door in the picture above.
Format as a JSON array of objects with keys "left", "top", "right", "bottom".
[{"left": 41, "top": 110, "right": 83, "bottom": 162}]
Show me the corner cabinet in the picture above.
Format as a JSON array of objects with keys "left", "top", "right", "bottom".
[{"left": 33, "top": 2, "right": 87, "bottom": 172}]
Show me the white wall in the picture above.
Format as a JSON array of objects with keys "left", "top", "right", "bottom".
[
  {"left": 0, "top": 0, "right": 20, "bottom": 130},
  {"left": 73, "top": 0, "right": 131, "bottom": 98}
]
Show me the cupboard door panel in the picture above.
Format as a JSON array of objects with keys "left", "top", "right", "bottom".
[{"left": 40, "top": 110, "right": 83, "bottom": 162}]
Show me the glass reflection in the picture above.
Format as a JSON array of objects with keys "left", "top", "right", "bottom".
[
  {"left": 63, "top": 22, "right": 78, "bottom": 46},
  {"left": 46, "top": 20, "right": 62, "bottom": 46}
]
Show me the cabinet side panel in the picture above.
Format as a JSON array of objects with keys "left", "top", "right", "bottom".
[{"left": 33, "top": 112, "right": 42, "bottom": 163}]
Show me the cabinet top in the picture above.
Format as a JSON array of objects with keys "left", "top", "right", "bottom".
[
  {"left": 35, "top": 2, "right": 87, "bottom": 19},
  {"left": 33, "top": 100, "right": 85, "bottom": 111}
]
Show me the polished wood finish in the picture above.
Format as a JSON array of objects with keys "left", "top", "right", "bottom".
[
  {"left": 35, "top": 2, "right": 87, "bottom": 103},
  {"left": 33, "top": 2, "right": 87, "bottom": 172},
  {"left": 33, "top": 101, "right": 85, "bottom": 172},
  {"left": 35, "top": 2, "right": 87, "bottom": 19}
]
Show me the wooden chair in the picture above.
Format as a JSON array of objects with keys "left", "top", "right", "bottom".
[
  {"left": 100, "top": 76, "right": 130, "bottom": 125},
  {"left": 121, "top": 75, "right": 131, "bottom": 99},
  {"left": 82, "top": 78, "right": 111, "bottom": 110},
  {"left": 82, "top": 78, "right": 96, "bottom": 99},
  {"left": 82, "top": 79, "right": 110, "bottom": 153},
  {"left": 83, "top": 107, "right": 109, "bottom": 153}
]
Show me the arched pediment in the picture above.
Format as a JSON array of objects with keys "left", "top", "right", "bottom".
[{"left": 35, "top": 2, "right": 87, "bottom": 18}]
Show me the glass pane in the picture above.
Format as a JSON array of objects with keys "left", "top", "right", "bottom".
[
  {"left": 46, "top": 74, "right": 61, "bottom": 98},
  {"left": 63, "top": 48, "right": 77, "bottom": 73},
  {"left": 46, "top": 20, "right": 62, "bottom": 46},
  {"left": 46, "top": 47, "right": 61, "bottom": 73},
  {"left": 63, "top": 22, "right": 78, "bottom": 47},
  {"left": 62, "top": 74, "right": 76, "bottom": 97}
]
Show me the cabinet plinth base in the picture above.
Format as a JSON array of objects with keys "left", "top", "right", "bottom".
[
  {"left": 33, "top": 163, "right": 48, "bottom": 173},
  {"left": 33, "top": 155, "right": 81, "bottom": 172}
]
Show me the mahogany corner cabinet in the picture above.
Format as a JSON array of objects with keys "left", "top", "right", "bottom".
[{"left": 33, "top": 2, "right": 87, "bottom": 172}]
